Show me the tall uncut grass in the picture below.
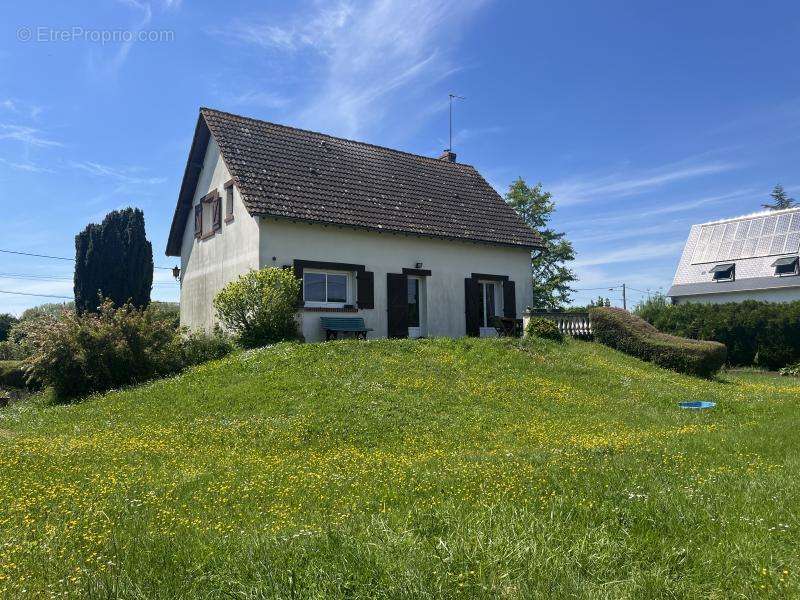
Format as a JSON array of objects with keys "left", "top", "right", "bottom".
[{"left": 0, "top": 337, "right": 798, "bottom": 598}]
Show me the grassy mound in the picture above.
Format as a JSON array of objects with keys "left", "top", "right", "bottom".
[
  {"left": 0, "top": 337, "right": 798, "bottom": 597},
  {"left": 590, "top": 307, "right": 727, "bottom": 377}
]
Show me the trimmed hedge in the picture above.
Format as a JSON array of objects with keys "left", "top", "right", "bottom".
[
  {"left": 635, "top": 299, "right": 800, "bottom": 369},
  {"left": 590, "top": 307, "right": 727, "bottom": 378},
  {"left": 0, "top": 361, "right": 27, "bottom": 389}
]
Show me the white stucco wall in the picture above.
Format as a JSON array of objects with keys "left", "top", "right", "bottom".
[
  {"left": 178, "top": 138, "right": 260, "bottom": 331},
  {"left": 258, "top": 219, "right": 534, "bottom": 342},
  {"left": 673, "top": 287, "right": 800, "bottom": 305}
]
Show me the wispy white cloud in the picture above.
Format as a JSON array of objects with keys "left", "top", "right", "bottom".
[
  {"left": 567, "top": 189, "right": 760, "bottom": 237},
  {"left": 550, "top": 160, "right": 739, "bottom": 206},
  {"left": 88, "top": 0, "right": 179, "bottom": 77},
  {"left": 68, "top": 160, "right": 165, "bottom": 185},
  {"left": 0, "top": 98, "right": 44, "bottom": 120},
  {"left": 0, "top": 124, "right": 62, "bottom": 148},
  {"left": 227, "top": 90, "right": 291, "bottom": 110},
  {"left": 572, "top": 241, "right": 685, "bottom": 268},
  {"left": 570, "top": 222, "right": 688, "bottom": 245},
  {"left": 0, "top": 157, "right": 54, "bottom": 173},
  {"left": 219, "top": 0, "right": 487, "bottom": 138}
]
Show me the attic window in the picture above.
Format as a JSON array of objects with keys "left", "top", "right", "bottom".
[
  {"left": 772, "top": 256, "right": 799, "bottom": 277},
  {"left": 710, "top": 263, "right": 735, "bottom": 282}
]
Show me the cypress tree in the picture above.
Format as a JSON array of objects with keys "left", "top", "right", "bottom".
[{"left": 74, "top": 208, "right": 154, "bottom": 313}]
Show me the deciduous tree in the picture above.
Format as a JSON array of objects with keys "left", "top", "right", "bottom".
[{"left": 506, "top": 178, "right": 576, "bottom": 309}]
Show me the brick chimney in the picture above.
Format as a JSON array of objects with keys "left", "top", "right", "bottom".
[{"left": 438, "top": 149, "right": 457, "bottom": 163}]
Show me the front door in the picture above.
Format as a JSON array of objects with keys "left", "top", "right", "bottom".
[
  {"left": 408, "top": 276, "right": 423, "bottom": 338},
  {"left": 387, "top": 273, "right": 409, "bottom": 338}
]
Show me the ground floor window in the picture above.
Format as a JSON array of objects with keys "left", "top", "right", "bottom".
[{"left": 303, "top": 270, "right": 350, "bottom": 306}]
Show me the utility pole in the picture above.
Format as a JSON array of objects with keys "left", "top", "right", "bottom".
[{"left": 622, "top": 283, "right": 627, "bottom": 311}]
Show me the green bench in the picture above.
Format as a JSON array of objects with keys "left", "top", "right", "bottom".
[{"left": 320, "top": 316, "right": 373, "bottom": 341}]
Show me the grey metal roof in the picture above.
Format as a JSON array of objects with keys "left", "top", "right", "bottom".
[{"left": 668, "top": 275, "right": 800, "bottom": 297}]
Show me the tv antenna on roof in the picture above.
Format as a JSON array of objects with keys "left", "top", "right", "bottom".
[{"left": 448, "top": 93, "right": 465, "bottom": 153}]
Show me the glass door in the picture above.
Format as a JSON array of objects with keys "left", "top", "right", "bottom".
[
  {"left": 408, "top": 276, "right": 423, "bottom": 338},
  {"left": 479, "top": 282, "right": 497, "bottom": 327}
]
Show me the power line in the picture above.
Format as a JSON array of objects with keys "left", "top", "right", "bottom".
[
  {"left": 0, "top": 273, "right": 177, "bottom": 286},
  {"left": 0, "top": 290, "right": 73, "bottom": 300},
  {"left": 0, "top": 249, "right": 73, "bottom": 262},
  {"left": 0, "top": 248, "right": 175, "bottom": 270}
]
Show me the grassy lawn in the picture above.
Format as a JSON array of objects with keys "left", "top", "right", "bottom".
[{"left": 0, "top": 337, "right": 798, "bottom": 598}]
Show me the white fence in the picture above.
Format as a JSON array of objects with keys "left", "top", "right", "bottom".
[{"left": 525, "top": 311, "right": 594, "bottom": 338}]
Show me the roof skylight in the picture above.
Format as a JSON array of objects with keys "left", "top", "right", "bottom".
[{"left": 692, "top": 212, "right": 800, "bottom": 264}]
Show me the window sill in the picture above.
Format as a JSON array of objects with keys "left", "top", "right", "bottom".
[
  {"left": 302, "top": 306, "right": 358, "bottom": 313},
  {"left": 200, "top": 231, "right": 217, "bottom": 241},
  {"left": 224, "top": 217, "right": 234, "bottom": 224}
]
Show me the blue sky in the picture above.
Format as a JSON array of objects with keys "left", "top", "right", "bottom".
[{"left": 1, "top": 0, "right": 799, "bottom": 314}]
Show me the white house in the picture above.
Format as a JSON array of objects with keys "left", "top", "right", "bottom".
[
  {"left": 166, "top": 108, "right": 540, "bottom": 341},
  {"left": 668, "top": 207, "right": 800, "bottom": 304}
]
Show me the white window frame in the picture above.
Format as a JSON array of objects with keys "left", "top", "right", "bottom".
[
  {"left": 478, "top": 280, "right": 504, "bottom": 333},
  {"left": 225, "top": 185, "right": 234, "bottom": 222},
  {"left": 201, "top": 196, "right": 216, "bottom": 238},
  {"left": 303, "top": 269, "right": 352, "bottom": 308}
]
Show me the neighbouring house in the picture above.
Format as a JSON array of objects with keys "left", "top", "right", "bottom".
[
  {"left": 668, "top": 207, "right": 800, "bottom": 304},
  {"left": 166, "top": 108, "right": 540, "bottom": 341}
]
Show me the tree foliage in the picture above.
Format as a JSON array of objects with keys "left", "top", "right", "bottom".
[
  {"left": 506, "top": 178, "right": 576, "bottom": 309},
  {"left": 762, "top": 184, "right": 796, "bottom": 210},
  {"left": 0, "top": 314, "right": 17, "bottom": 342},
  {"left": 74, "top": 208, "right": 153, "bottom": 314}
]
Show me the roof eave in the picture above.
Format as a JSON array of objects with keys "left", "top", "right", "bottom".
[
  {"left": 165, "top": 114, "right": 211, "bottom": 257},
  {"left": 259, "top": 214, "right": 541, "bottom": 250}
]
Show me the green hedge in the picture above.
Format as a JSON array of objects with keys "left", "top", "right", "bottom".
[
  {"left": 0, "top": 361, "right": 27, "bottom": 389},
  {"left": 589, "top": 307, "right": 727, "bottom": 378},
  {"left": 636, "top": 298, "right": 800, "bottom": 369}
]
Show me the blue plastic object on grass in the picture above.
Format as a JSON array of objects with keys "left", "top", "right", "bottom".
[{"left": 679, "top": 401, "right": 716, "bottom": 409}]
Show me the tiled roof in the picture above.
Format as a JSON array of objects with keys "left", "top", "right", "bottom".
[{"left": 166, "top": 108, "right": 539, "bottom": 256}]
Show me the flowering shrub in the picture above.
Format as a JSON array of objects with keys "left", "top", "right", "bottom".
[
  {"left": 779, "top": 362, "right": 800, "bottom": 377},
  {"left": 22, "top": 302, "right": 236, "bottom": 400},
  {"left": 213, "top": 268, "right": 301, "bottom": 348},
  {"left": 0, "top": 360, "right": 27, "bottom": 389},
  {"left": 525, "top": 316, "right": 564, "bottom": 342},
  {"left": 590, "top": 307, "right": 727, "bottom": 378},
  {"left": 22, "top": 301, "right": 184, "bottom": 400}
]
